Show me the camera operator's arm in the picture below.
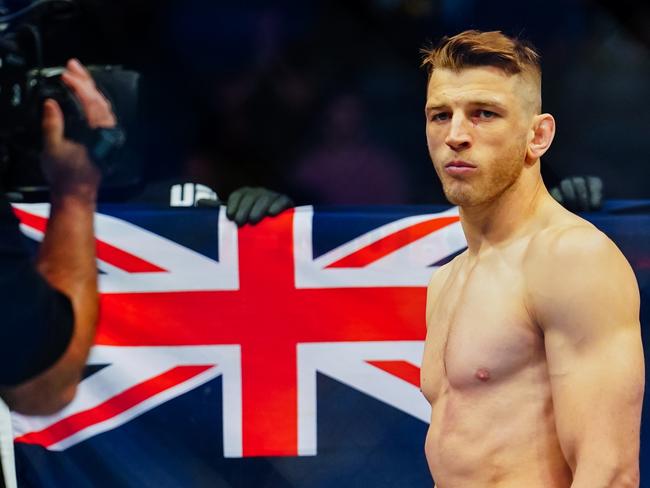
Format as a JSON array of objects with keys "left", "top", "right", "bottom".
[{"left": 0, "top": 59, "right": 115, "bottom": 415}]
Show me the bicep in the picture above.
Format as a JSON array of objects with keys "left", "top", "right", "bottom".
[
  {"left": 533, "top": 229, "right": 644, "bottom": 466},
  {"left": 545, "top": 322, "right": 644, "bottom": 466},
  {"left": 0, "top": 200, "right": 75, "bottom": 401},
  {"left": 0, "top": 257, "right": 74, "bottom": 382},
  {"left": 0, "top": 264, "right": 79, "bottom": 414}
]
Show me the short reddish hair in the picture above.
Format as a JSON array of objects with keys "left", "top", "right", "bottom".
[{"left": 422, "top": 30, "right": 542, "bottom": 100}]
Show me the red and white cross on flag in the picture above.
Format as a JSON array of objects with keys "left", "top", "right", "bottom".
[{"left": 10, "top": 204, "right": 465, "bottom": 458}]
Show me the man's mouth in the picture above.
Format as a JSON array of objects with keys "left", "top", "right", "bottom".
[
  {"left": 445, "top": 160, "right": 476, "bottom": 168},
  {"left": 444, "top": 160, "right": 477, "bottom": 175}
]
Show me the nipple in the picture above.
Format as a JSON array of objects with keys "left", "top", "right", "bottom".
[{"left": 475, "top": 368, "right": 491, "bottom": 382}]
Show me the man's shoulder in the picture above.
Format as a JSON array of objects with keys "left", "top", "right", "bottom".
[
  {"left": 523, "top": 214, "right": 636, "bottom": 308},
  {"left": 525, "top": 215, "right": 617, "bottom": 272},
  {"left": 426, "top": 251, "right": 466, "bottom": 312},
  {"left": 428, "top": 251, "right": 465, "bottom": 288}
]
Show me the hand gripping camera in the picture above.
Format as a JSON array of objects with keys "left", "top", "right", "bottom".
[{"left": 0, "top": 0, "right": 141, "bottom": 201}]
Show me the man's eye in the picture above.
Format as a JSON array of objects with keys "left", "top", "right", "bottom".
[
  {"left": 476, "top": 110, "right": 497, "bottom": 119},
  {"left": 430, "top": 112, "right": 449, "bottom": 122}
]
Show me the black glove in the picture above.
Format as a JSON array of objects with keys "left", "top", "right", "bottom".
[
  {"left": 226, "top": 186, "right": 294, "bottom": 226},
  {"left": 550, "top": 176, "right": 603, "bottom": 212}
]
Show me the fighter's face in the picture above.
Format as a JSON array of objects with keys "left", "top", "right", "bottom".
[{"left": 425, "top": 67, "right": 535, "bottom": 207}]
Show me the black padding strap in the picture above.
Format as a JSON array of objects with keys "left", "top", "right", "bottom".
[{"left": 87, "top": 125, "right": 126, "bottom": 164}]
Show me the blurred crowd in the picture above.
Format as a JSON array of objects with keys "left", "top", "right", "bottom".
[{"left": 43, "top": 0, "right": 650, "bottom": 205}]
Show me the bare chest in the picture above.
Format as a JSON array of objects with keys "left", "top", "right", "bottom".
[{"left": 421, "top": 260, "right": 542, "bottom": 403}]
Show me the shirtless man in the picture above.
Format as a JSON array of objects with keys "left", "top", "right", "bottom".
[{"left": 420, "top": 30, "right": 644, "bottom": 487}]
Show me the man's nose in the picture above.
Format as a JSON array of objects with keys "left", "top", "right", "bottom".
[{"left": 445, "top": 115, "right": 472, "bottom": 151}]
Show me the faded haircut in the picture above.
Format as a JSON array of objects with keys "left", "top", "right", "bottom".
[{"left": 422, "top": 30, "right": 542, "bottom": 111}]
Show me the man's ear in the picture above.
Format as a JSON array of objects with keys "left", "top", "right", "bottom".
[{"left": 526, "top": 114, "right": 555, "bottom": 163}]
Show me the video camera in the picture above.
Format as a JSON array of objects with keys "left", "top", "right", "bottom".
[{"left": 0, "top": 0, "right": 142, "bottom": 201}]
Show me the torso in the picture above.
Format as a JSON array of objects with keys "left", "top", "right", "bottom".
[{"left": 421, "top": 222, "right": 578, "bottom": 487}]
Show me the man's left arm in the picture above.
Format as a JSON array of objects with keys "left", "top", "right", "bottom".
[{"left": 530, "top": 226, "right": 644, "bottom": 488}]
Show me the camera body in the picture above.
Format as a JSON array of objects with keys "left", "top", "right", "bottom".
[{"left": 0, "top": 2, "right": 142, "bottom": 201}]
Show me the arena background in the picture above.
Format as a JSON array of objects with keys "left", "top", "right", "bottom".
[
  {"left": 6, "top": 0, "right": 650, "bottom": 486},
  {"left": 37, "top": 0, "right": 650, "bottom": 204}
]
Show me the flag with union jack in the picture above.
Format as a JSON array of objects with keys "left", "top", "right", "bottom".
[{"left": 9, "top": 204, "right": 467, "bottom": 487}]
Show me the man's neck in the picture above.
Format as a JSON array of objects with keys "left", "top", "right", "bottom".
[{"left": 459, "top": 173, "right": 550, "bottom": 254}]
